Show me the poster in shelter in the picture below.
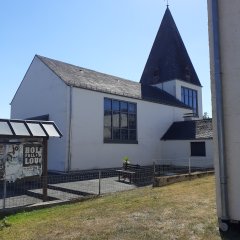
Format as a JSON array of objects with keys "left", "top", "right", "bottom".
[{"left": 4, "top": 143, "right": 43, "bottom": 182}]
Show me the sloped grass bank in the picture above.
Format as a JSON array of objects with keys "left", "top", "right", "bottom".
[{"left": 0, "top": 176, "right": 221, "bottom": 240}]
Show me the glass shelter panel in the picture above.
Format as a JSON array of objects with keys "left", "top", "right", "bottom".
[
  {"left": 42, "top": 123, "right": 61, "bottom": 137},
  {"left": 0, "top": 121, "right": 13, "bottom": 135},
  {"left": 27, "top": 123, "right": 47, "bottom": 137},
  {"left": 11, "top": 122, "right": 30, "bottom": 136}
]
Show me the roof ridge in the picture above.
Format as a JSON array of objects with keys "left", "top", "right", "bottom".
[
  {"left": 35, "top": 55, "right": 191, "bottom": 109},
  {"left": 36, "top": 55, "right": 138, "bottom": 85}
]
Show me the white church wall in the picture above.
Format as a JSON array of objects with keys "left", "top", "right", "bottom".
[
  {"left": 160, "top": 139, "right": 213, "bottom": 168},
  {"left": 11, "top": 56, "right": 69, "bottom": 172},
  {"left": 154, "top": 80, "right": 176, "bottom": 97},
  {"left": 69, "top": 87, "right": 190, "bottom": 170}
]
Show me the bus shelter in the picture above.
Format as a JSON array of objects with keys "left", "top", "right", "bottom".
[{"left": 0, "top": 118, "right": 62, "bottom": 208}]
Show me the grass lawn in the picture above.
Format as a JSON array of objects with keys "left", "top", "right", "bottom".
[{"left": 0, "top": 175, "right": 221, "bottom": 240}]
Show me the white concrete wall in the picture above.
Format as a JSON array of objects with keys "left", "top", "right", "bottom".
[
  {"left": 154, "top": 80, "right": 203, "bottom": 118},
  {"left": 160, "top": 140, "right": 213, "bottom": 168},
  {"left": 69, "top": 87, "right": 190, "bottom": 170},
  {"left": 208, "top": 0, "right": 240, "bottom": 220},
  {"left": 11, "top": 56, "right": 69, "bottom": 172},
  {"left": 154, "top": 80, "right": 176, "bottom": 97}
]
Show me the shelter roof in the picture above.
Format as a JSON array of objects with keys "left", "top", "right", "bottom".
[{"left": 0, "top": 119, "right": 62, "bottom": 138}]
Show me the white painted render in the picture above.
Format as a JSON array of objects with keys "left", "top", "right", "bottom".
[
  {"left": 160, "top": 140, "right": 213, "bottom": 168},
  {"left": 69, "top": 87, "right": 190, "bottom": 170},
  {"left": 10, "top": 56, "right": 205, "bottom": 173},
  {"left": 154, "top": 80, "right": 176, "bottom": 97},
  {"left": 208, "top": 0, "right": 240, "bottom": 220},
  {"left": 154, "top": 79, "right": 203, "bottom": 118},
  {"left": 11, "top": 56, "right": 69, "bottom": 172}
]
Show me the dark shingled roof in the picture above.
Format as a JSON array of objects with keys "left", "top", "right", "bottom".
[
  {"left": 140, "top": 7, "right": 201, "bottom": 87},
  {"left": 161, "top": 119, "right": 212, "bottom": 140},
  {"left": 37, "top": 55, "right": 190, "bottom": 109}
]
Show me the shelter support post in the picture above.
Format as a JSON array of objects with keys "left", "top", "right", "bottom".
[{"left": 42, "top": 139, "right": 48, "bottom": 202}]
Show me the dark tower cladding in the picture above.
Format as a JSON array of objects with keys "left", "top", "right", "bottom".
[{"left": 140, "top": 7, "right": 201, "bottom": 87}]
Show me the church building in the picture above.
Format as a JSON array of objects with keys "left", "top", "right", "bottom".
[{"left": 11, "top": 7, "right": 213, "bottom": 172}]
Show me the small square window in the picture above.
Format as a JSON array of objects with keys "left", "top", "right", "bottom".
[{"left": 191, "top": 142, "right": 206, "bottom": 156}]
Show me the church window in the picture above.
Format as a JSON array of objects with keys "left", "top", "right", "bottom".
[
  {"left": 181, "top": 87, "right": 198, "bottom": 115},
  {"left": 104, "top": 98, "right": 137, "bottom": 143}
]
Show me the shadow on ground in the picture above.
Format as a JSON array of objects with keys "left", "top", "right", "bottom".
[{"left": 220, "top": 224, "right": 240, "bottom": 239}]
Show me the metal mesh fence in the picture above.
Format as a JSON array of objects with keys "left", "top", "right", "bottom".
[
  {"left": 153, "top": 158, "right": 214, "bottom": 176},
  {"left": 0, "top": 168, "right": 154, "bottom": 212},
  {"left": 0, "top": 160, "right": 213, "bottom": 212}
]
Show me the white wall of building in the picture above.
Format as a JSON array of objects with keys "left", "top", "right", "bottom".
[
  {"left": 69, "top": 87, "right": 190, "bottom": 170},
  {"left": 10, "top": 57, "right": 203, "bottom": 173},
  {"left": 160, "top": 139, "right": 213, "bottom": 168},
  {"left": 11, "top": 56, "right": 69, "bottom": 172},
  {"left": 154, "top": 80, "right": 176, "bottom": 97},
  {"left": 208, "top": 0, "right": 240, "bottom": 221}
]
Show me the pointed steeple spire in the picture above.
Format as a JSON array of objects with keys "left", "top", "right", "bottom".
[{"left": 140, "top": 8, "right": 201, "bottom": 87}]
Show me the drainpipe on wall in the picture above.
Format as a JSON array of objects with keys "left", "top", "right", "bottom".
[
  {"left": 211, "top": 0, "right": 229, "bottom": 220},
  {"left": 67, "top": 86, "right": 73, "bottom": 172}
]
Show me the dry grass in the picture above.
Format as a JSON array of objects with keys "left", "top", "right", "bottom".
[{"left": 0, "top": 176, "right": 221, "bottom": 240}]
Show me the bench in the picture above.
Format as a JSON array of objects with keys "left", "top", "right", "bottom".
[{"left": 116, "top": 163, "right": 142, "bottom": 184}]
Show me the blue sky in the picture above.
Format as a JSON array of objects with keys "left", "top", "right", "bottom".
[{"left": 1, "top": 0, "right": 211, "bottom": 118}]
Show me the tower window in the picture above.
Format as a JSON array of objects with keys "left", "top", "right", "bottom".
[{"left": 181, "top": 86, "right": 198, "bottom": 115}]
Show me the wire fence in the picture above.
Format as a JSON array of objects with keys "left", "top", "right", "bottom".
[
  {"left": 0, "top": 159, "right": 214, "bottom": 213},
  {"left": 0, "top": 169, "right": 153, "bottom": 212},
  {"left": 153, "top": 157, "right": 214, "bottom": 176}
]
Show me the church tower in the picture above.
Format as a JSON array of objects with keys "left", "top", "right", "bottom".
[{"left": 140, "top": 7, "right": 202, "bottom": 117}]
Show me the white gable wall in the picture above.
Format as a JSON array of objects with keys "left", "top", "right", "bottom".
[
  {"left": 154, "top": 80, "right": 176, "bottom": 97},
  {"left": 11, "top": 57, "right": 69, "bottom": 172},
  {"left": 160, "top": 140, "right": 213, "bottom": 168},
  {"left": 69, "top": 87, "right": 190, "bottom": 170}
]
